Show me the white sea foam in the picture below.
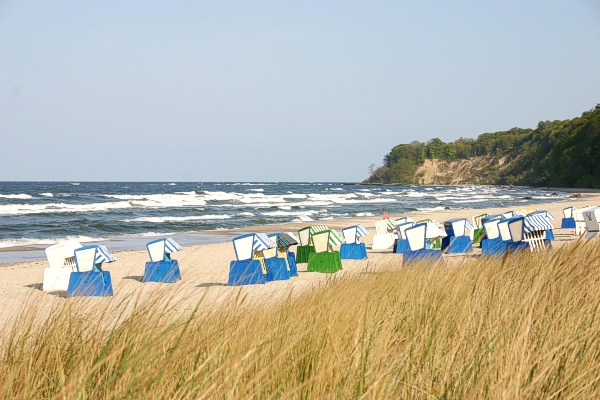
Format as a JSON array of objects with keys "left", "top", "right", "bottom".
[
  {"left": 40, "top": 193, "right": 54, "bottom": 197},
  {"left": 0, "top": 201, "right": 133, "bottom": 216},
  {"left": 355, "top": 212, "right": 375, "bottom": 217},
  {"left": 122, "top": 215, "right": 231, "bottom": 223},
  {"left": 0, "top": 193, "right": 32, "bottom": 199},
  {"left": 104, "top": 192, "right": 207, "bottom": 208},
  {"left": 70, "top": 183, "right": 80, "bottom": 185},
  {"left": 249, "top": 188, "right": 264, "bottom": 192},
  {"left": 416, "top": 206, "right": 446, "bottom": 212},
  {"left": 261, "top": 210, "right": 319, "bottom": 217},
  {"left": 238, "top": 212, "right": 255, "bottom": 217}
]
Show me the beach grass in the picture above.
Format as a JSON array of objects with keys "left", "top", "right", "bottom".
[{"left": 2, "top": 240, "right": 600, "bottom": 399}]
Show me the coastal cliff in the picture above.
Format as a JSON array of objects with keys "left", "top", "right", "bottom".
[{"left": 366, "top": 104, "right": 600, "bottom": 188}]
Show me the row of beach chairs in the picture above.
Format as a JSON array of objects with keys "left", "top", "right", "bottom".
[{"left": 42, "top": 205, "right": 600, "bottom": 292}]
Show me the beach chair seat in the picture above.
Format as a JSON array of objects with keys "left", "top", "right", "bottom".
[
  {"left": 394, "top": 222, "right": 414, "bottom": 254},
  {"left": 472, "top": 213, "right": 488, "bottom": 244},
  {"left": 340, "top": 225, "right": 368, "bottom": 260},
  {"left": 43, "top": 240, "right": 83, "bottom": 292},
  {"left": 228, "top": 233, "right": 275, "bottom": 286},
  {"left": 143, "top": 238, "right": 183, "bottom": 283},
  {"left": 372, "top": 219, "right": 396, "bottom": 250},
  {"left": 481, "top": 215, "right": 506, "bottom": 256},
  {"left": 66, "top": 245, "right": 116, "bottom": 297},
  {"left": 307, "top": 230, "right": 343, "bottom": 273},
  {"left": 441, "top": 218, "right": 474, "bottom": 254},
  {"left": 403, "top": 222, "right": 443, "bottom": 264},
  {"left": 561, "top": 206, "right": 576, "bottom": 229}
]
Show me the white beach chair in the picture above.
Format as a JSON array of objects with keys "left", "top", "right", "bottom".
[
  {"left": 372, "top": 219, "right": 396, "bottom": 250},
  {"left": 43, "top": 241, "right": 83, "bottom": 291},
  {"left": 574, "top": 206, "right": 598, "bottom": 236},
  {"left": 582, "top": 206, "right": 600, "bottom": 239}
]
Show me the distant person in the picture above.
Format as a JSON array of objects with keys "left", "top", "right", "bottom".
[{"left": 382, "top": 211, "right": 388, "bottom": 219}]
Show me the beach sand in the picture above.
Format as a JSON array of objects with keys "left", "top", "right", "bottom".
[{"left": 1, "top": 192, "right": 599, "bottom": 327}]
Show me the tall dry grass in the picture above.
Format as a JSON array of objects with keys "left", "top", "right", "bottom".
[{"left": 2, "top": 240, "right": 600, "bottom": 399}]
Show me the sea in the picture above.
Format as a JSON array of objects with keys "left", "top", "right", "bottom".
[{"left": 0, "top": 182, "right": 570, "bottom": 262}]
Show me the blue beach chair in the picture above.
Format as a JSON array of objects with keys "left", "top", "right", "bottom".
[
  {"left": 66, "top": 245, "right": 116, "bottom": 297},
  {"left": 393, "top": 222, "right": 414, "bottom": 254},
  {"left": 228, "top": 233, "right": 276, "bottom": 286},
  {"left": 442, "top": 218, "right": 474, "bottom": 253},
  {"left": 481, "top": 215, "right": 505, "bottom": 256},
  {"left": 268, "top": 232, "right": 300, "bottom": 277},
  {"left": 403, "top": 222, "right": 443, "bottom": 264},
  {"left": 143, "top": 238, "right": 183, "bottom": 283},
  {"left": 340, "top": 225, "right": 368, "bottom": 259},
  {"left": 561, "top": 206, "right": 576, "bottom": 229}
]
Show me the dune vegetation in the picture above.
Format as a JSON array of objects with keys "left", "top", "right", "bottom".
[{"left": 2, "top": 240, "right": 600, "bottom": 399}]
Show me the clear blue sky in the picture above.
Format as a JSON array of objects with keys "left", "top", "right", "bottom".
[{"left": 1, "top": 1, "right": 599, "bottom": 182}]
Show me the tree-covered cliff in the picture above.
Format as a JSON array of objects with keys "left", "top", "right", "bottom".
[{"left": 366, "top": 104, "right": 600, "bottom": 188}]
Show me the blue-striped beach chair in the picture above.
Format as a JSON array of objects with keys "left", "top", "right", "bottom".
[
  {"left": 307, "top": 229, "right": 343, "bottom": 273},
  {"left": 527, "top": 210, "right": 555, "bottom": 241},
  {"left": 340, "top": 225, "right": 368, "bottom": 259},
  {"left": 228, "top": 233, "right": 275, "bottom": 286},
  {"left": 403, "top": 222, "right": 443, "bottom": 264},
  {"left": 442, "top": 218, "right": 474, "bottom": 253},
  {"left": 523, "top": 213, "right": 554, "bottom": 251},
  {"left": 143, "top": 238, "right": 183, "bottom": 283},
  {"left": 66, "top": 244, "right": 116, "bottom": 297}
]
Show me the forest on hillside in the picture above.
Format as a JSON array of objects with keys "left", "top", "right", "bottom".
[{"left": 366, "top": 104, "right": 600, "bottom": 188}]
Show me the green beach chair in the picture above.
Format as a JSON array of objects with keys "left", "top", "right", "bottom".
[
  {"left": 472, "top": 213, "right": 488, "bottom": 244},
  {"left": 307, "top": 229, "right": 343, "bottom": 273}
]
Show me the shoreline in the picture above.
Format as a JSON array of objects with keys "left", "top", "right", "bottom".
[{"left": 1, "top": 192, "right": 597, "bottom": 265}]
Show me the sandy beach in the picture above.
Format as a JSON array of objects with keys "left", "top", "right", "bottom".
[{"left": 1, "top": 192, "right": 599, "bottom": 327}]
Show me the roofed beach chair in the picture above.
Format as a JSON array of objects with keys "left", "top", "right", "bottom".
[
  {"left": 481, "top": 215, "right": 506, "bottom": 256},
  {"left": 340, "top": 225, "right": 368, "bottom": 259},
  {"left": 442, "top": 218, "right": 474, "bottom": 253},
  {"left": 561, "top": 206, "right": 576, "bottom": 229},
  {"left": 143, "top": 237, "right": 182, "bottom": 283},
  {"left": 574, "top": 206, "right": 597, "bottom": 236},
  {"left": 527, "top": 210, "right": 555, "bottom": 241},
  {"left": 228, "top": 233, "right": 275, "bottom": 286},
  {"left": 268, "top": 232, "right": 299, "bottom": 277},
  {"left": 307, "top": 229, "right": 343, "bottom": 273},
  {"left": 472, "top": 213, "right": 488, "bottom": 244},
  {"left": 523, "top": 214, "right": 554, "bottom": 252},
  {"left": 582, "top": 206, "right": 600, "bottom": 239},
  {"left": 416, "top": 219, "right": 445, "bottom": 249},
  {"left": 296, "top": 225, "right": 328, "bottom": 263},
  {"left": 371, "top": 219, "right": 397, "bottom": 250},
  {"left": 403, "top": 222, "right": 443, "bottom": 264},
  {"left": 498, "top": 216, "right": 530, "bottom": 253},
  {"left": 394, "top": 221, "right": 414, "bottom": 254},
  {"left": 43, "top": 240, "right": 83, "bottom": 292},
  {"left": 66, "top": 244, "right": 116, "bottom": 297}
]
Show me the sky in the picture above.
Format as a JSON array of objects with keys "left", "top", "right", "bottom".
[{"left": 1, "top": 1, "right": 599, "bottom": 182}]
